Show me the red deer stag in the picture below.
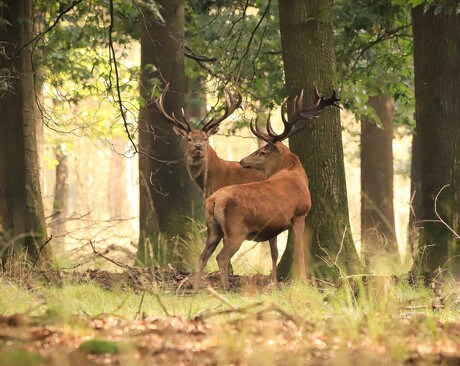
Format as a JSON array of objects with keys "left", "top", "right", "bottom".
[
  {"left": 197, "top": 89, "right": 340, "bottom": 289},
  {"left": 149, "top": 84, "right": 279, "bottom": 281}
]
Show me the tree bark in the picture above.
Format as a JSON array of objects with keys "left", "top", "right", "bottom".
[
  {"left": 410, "top": 5, "right": 460, "bottom": 279},
  {"left": 361, "top": 95, "right": 398, "bottom": 264},
  {"left": 35, "top": 80, "right": 45, "bottom": 195},
  {"left": 277, "top": 0, "right": 362, "bottom": 279},
  {"left": 184, "top": 78, "right": 207, "bottom": 122},
  {"left": 0, "top": 0, "right": 53, "bottom": 266},
  {"left": 137, "top": 0, "right": 203, "bottom": 270}
]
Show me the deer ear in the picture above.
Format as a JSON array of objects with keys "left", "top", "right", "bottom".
[
  {"left": 206, "top": 125, "right": 219, "bottom": 136},
  {"left": 172, "top": 126, "right": 188, "bottom": 137}
]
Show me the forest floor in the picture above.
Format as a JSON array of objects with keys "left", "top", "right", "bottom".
[{"left": 0, "top": 267, "right": 460, "bottom": 365}]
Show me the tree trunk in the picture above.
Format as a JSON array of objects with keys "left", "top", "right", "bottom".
[
  {"left": 35, "top": 80, "right": 45, "bottom": 196},
  {"left": 361, "top": 95, "right": 398, "bottom": 265},
  {"left": 408, "top": 127, "right": 422, "bottom": 261},
  {"left": 410, "top": 5, "right": 460, "bottom": 279},
  {"left": 137, "top": 0, "right": 203, "bottom": 270},
  {"left": 277, "top": 0, "right": 362, "bottom": 280},
  {"left": 184, "top": 79, "right": 207, "bottom": 122},
  {"left": 0, "top": 0, "right": 53, "bottom": 266},
  {"left": 51, "top": 145, "right": 68, "bottom": 256}
]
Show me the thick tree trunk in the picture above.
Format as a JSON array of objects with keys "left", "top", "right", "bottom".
[
  {"left": 361, "top": 95, "right": 398, "bottom": 264},
  {"left": 51, "top": 146, "right": 68, "bottom": 256},
  {"left": 137, "top": 0, "right": 202, "bottom": 270},
  {"left": 277, "top": 0, "right": 362, "bottom": 279},
  {"left": 410, "top": 5, "right": 460, "bottom": 279},
  {"left": 0, "top": 0, "right": 52, "bottom": 266},
  {"left": 408, "top": 127, "right": 422, "bottom": 260},
  {"left": 35, "top": 81, "right": 45, "bottom": 195}
]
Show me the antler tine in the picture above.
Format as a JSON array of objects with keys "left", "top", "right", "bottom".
[
  {"left": 158, "top": 84, "right": 190, "bottom": 129},
  {"left": 202, "top": 88, "right": 242, "bottom": 132},
  {"left": 250, "top": 117, "right": 272, "bottom": 142},
  {"left": 149, "top": 83, "right": 191, "bottom": 132},
  {"left": 298, "top": 88, "right": 341, "bottom": 120},
  {"left": 280, "top": 98, "right": 289, "bottom": 126},
  {"left": 180, "top": 107, "right": 192, "bottom": 131},
  {"left": 265, "top": 95, "right": 299, "bottom": 143},
  {"left": 266, "top": 113, "right": 278, "bottom": 138},
  {"left": 313, "top": 84, "right": 322, "bottom": 100},
  {"left": 250, "top": 88, "right": 340, "bottom": 144},
  {"left": 273, "top": 88, "right": 341, "bottom": 142},
  {"left": 296, "top": 89, "right": 304, "bottom": 110}
]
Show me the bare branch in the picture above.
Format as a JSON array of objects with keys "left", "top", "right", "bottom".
[{"left": 108, "top": 0, "right": 138, "bottom": 154}]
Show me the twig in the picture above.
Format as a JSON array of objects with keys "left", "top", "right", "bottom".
[
  {"left": 32, "top": 236, "right": 53, "bottom": 267},
  {"left": 195, "top": 301, "right": 264, "bottom": 320},
  {"left": 414, "top": 185, "right": 459, "bottom": 239},
  {"left": 88, "top": 240, "right": 132, "bottom": 270},
  {"left": 230, "top": 0, "right": 271, "bottom": 78},
  {"left": 134, "top": 291, "right": 147, "bottom": 320},
  {"left": 14, "top": 0, "right": 84, "bottom": 59},
  {"left": 334, "top": 227, "right": 347, "bottom": 265},
  {"left": 264, "top": 302, "right": 300, "bottom": 327},
  {"left": 108, "top": 0, "right": 138, "bottom": 154},
  {"left": 154, "top": 293, "right": 170, "bottom": 316},
  {"left": 176, "top": 276, "right": 192, "bottom": 294},
  {"left": 433, "top": 185, "right": 459, "bottom": 239},
  {"left": 206, "top": 286, "right": 237, "bottom": 310},
  {"left": 350, "top": 25, "right": 410, "bottom": 74}
]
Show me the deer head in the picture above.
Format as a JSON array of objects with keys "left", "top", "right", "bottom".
[
  {"left": 149, "top": 83, "right": 242, "bottom": 161},
  {"left": 241, "top": 88, "right": 340, "bottom": 175}
]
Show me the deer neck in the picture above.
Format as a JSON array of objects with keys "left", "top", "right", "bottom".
[
  {"left": 186, "top": 147, "right": 218, "bottom": 193},
  {"left": 267, "top": 152, "right": 302, "bottom": 177}
]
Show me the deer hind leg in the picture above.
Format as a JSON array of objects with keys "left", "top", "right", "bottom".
[
  {"left": 196, "top": 218, "right": 223, "bottom": 289},
  {"left": 269, "top": 237, "right": 278, "bottom": 284},
  {"left": 216, "top": 235, "right": 245, "bottom": 291},
  {"left": 292, "top": 216, "right": 307, "bottom": 281}
]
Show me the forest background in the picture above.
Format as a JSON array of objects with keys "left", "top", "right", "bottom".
[{"left": 0, "top": 0, "right": 459, "bottom": 364}]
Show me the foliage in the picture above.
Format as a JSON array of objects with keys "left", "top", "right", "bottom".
[
  {"left": 33, "top": 0, "right": 141, "bottom": 147},
  {"left": 78, "top": 339, "right": 122, "bottom": 354},
  {"left": 334, "top": 0, "right": 414, "bottom": 128},
  {"left": 403, "top": 0, "right": 460, "bottom": 15},
  {"left": 185, "top": 0, "right": 285, "bottom": 114}
]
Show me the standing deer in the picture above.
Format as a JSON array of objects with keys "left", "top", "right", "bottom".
[
  {"left": 197, "top": 89, "right": 340, "bottom": 289},
  {"left": 149, "top": 84, "right": 279, "bottom": 281}
]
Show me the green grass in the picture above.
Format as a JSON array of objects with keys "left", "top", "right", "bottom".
[
  {"left": 0, "top": 276, "right": 454, "bottom": 323},
  {"left": 0, "top": 275, "right": 458, "bottom": 365}
]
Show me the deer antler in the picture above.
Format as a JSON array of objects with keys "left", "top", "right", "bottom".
[
  {"left": 148, "top": 83, "right": 191, "bottom": 133},
  {"left": 201, "top": 88, "right": 242, "bottom": 133},
  {"left": 251, "top": 88, "right": 341, "bottom": 143}
]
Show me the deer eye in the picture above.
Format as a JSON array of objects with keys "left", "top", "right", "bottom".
[
  {"left": 204, "top": 137, "right": 208, "bottom": 141},
  {"left": 187, "top": 137, "right": 192, "bottom": 141},
  {"left": 259, "top": 150, "right": 266, "bottom": 156}
]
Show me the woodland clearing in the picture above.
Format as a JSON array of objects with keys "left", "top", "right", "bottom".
[{"left": 0, "top": 267, "right": 459, "bottom": 365}]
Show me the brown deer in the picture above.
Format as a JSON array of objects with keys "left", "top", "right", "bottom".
[
  {"left": 149, "top": 84, "right": 279, "bottom": 281},
  {"left": 197, "top": 89, "right": 340, "bottom": 289}
]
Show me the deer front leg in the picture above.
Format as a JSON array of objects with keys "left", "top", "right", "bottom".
[
  {"left": 292, "top": 216, "right": 307, "bottom": 281},
  {"left": 269, "top": 237, "right": 278, "bottom": 284}
]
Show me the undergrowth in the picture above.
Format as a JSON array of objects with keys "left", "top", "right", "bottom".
[{"left": 0, "top": 273, "right": 459, "bottom": 365}]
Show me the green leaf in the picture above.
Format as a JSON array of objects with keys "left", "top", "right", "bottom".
[{"left": 78, "top": 339, "right": 121, "bottom": 355}]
